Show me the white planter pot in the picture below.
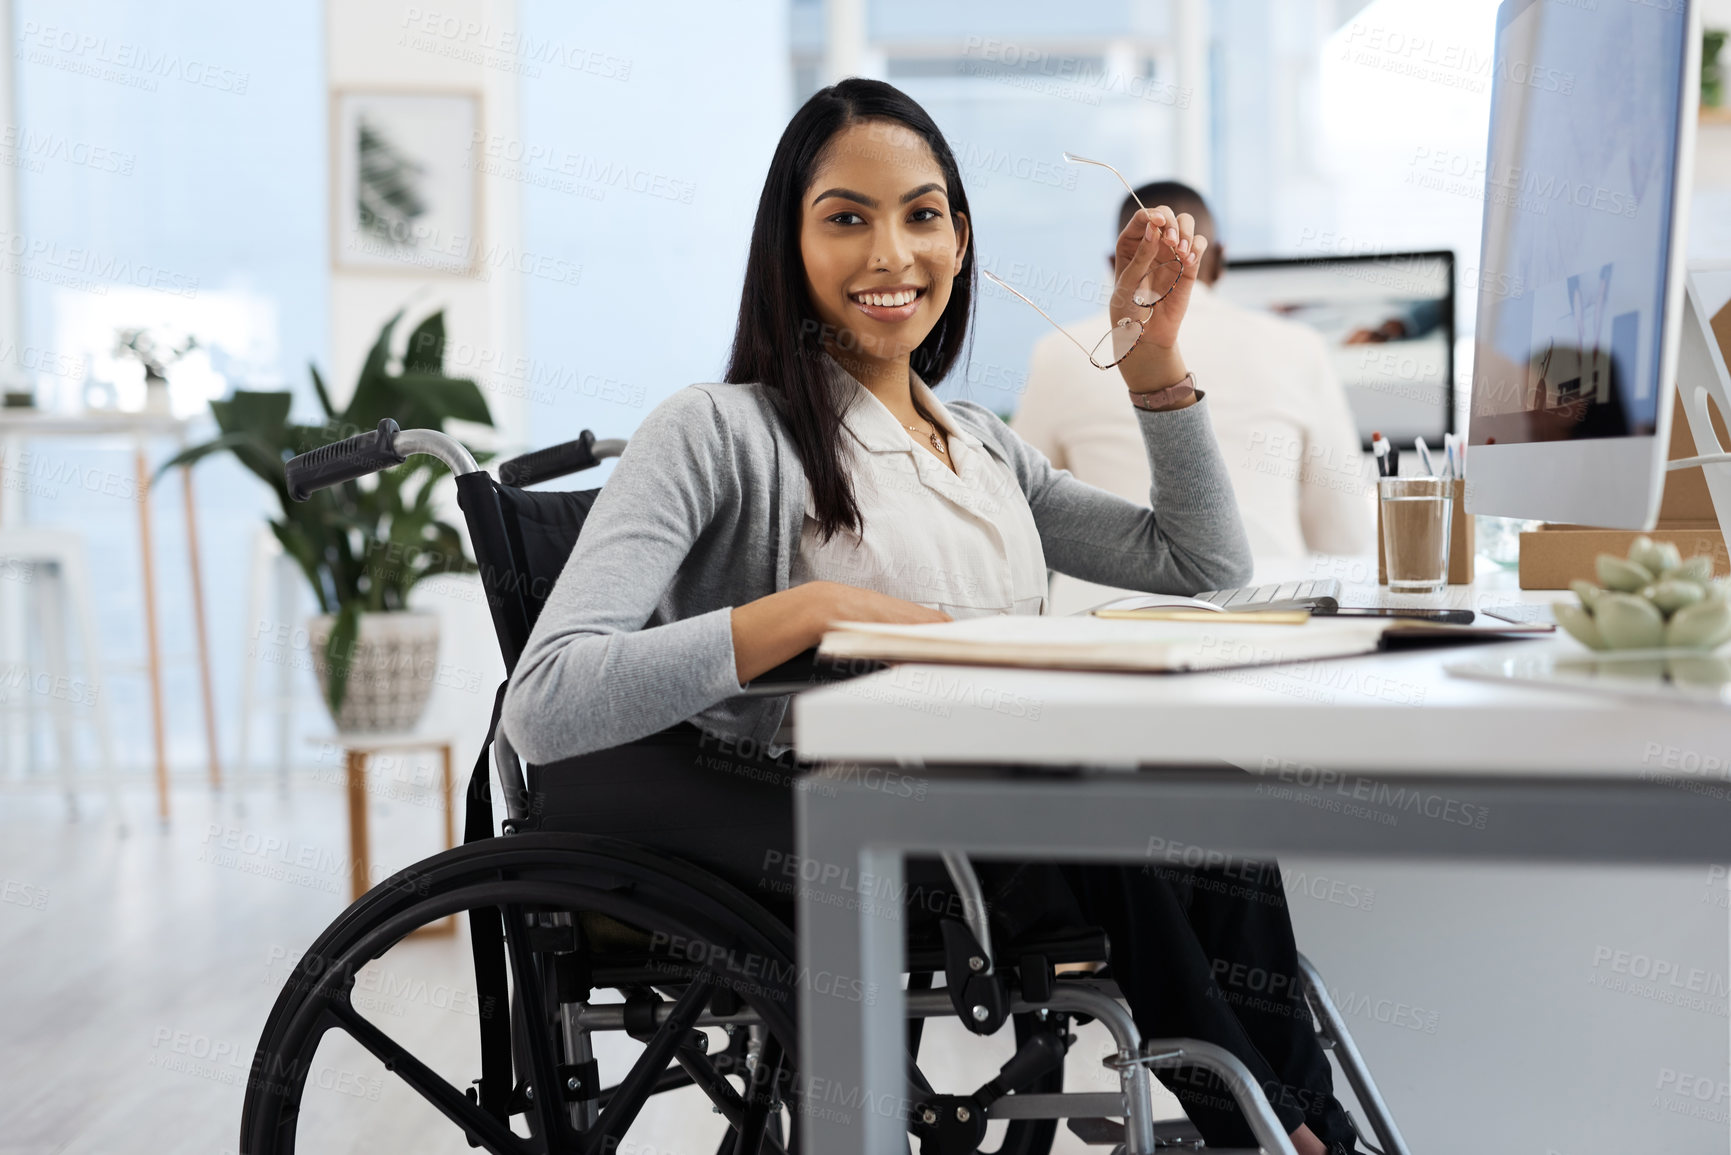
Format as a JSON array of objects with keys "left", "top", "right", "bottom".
[{"left": 308, "top": 611, "right": 441, "bottom": 733}]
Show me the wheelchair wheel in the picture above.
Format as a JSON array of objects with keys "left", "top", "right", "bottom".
[{"left": 239, "top": 832, "right": 800, "bottom": 1155}]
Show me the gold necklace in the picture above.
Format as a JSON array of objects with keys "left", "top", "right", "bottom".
[{"left": 904, "top": 421, "right": 946, "bottom": 455}]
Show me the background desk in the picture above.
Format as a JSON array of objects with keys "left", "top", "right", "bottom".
[{"left": 792, "top": 568, "right": 1731, "bottom": 1155}]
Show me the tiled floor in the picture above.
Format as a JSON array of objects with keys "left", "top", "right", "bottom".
[{"left": 1, "top": 778, "right": 1137, "bottom": 1154}]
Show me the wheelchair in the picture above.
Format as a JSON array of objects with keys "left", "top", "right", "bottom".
[{"left": 238, "top": 419, "right": 1413, "bottom": 1155}]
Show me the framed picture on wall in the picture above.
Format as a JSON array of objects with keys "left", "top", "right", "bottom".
[{"left": 332, "top": 90, "right": 481, "bottom": 275}]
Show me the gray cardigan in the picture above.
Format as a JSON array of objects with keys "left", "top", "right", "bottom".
[{"left": 502, "top": 373, "right": 1253, "bottom": 764}]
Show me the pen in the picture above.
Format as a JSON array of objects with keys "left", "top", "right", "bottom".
[
  {"left": 1372, "top": 431, "right": 1389, "bottom": 478},
  {"left": 1415, "top": 436, "right": 1436, "bottom": 478}
]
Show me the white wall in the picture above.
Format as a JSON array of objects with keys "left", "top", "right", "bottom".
[
  {"left": 513, "top": 0, "right": 792, "bottom": 456},
  {"left": 1287, "top": 859, "right": 1727, "bottom": 1155},
  {"left": 325, "top": 0, "right": 525, "bottom": 444},
  {"left": 324, "top": 0, "right": 530, "bottom": 770}
]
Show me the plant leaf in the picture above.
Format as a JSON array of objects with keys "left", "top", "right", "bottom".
[
  {"left": 342, "top": 310, "right": 404, "bottom": 428},
  {"left": 154, "top": 431, "right": 264, "bottom": 482},
  {"left": 402, "top": 310, "right": 445, "bottom": 374},
  {"left": 309, "top": 364, "right": 337, "bottom": 419},
  {"left": 269, "top": 518, "right": 333, "bottom": 614},
  {"left": 392, "top": 372, "right": 493, "bottom": 427}
]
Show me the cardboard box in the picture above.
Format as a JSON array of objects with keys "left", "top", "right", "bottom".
[
  {"left": 1517, "top": 523, "right": 1728, "bottom": 589},
  {"left": 1378, "top": 477, "right": 1474, "bottom": 585},
  {"left": 1515, "top": 299, "right": 1731, "bottom": 588}
]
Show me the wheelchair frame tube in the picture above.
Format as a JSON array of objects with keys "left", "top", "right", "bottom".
[
  {"left": 395, "top": 428, "right": 479, "bottom": 477},
  {"left": 1298, "top": 953, "right": 1412, "bottom": 1155},
  {"left": 1130, "top": 1038, "right": 1298, "bottom": 1155},
  {"left": 939, "top": 852, "right": 994, "bottom": 972},
  {"left": 1033, "top": 984, "right": 1158, "bottom": 1155}
]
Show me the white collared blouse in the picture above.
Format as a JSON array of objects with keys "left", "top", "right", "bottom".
[{"left": 790, "top": 367, "right": 1049, "bottom": 619}]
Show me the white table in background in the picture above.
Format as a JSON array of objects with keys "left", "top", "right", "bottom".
[{"left": 0, "top": 409, "right": 221, "bottom": 821}]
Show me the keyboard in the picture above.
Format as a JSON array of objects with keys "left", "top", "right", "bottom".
[{"left": 1194, "top": 578, "right": 1341, "bottom": 613}]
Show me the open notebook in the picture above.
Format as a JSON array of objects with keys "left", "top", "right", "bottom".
[{"left": 816, "top": 614, "right": 1393, "bottom": 674}]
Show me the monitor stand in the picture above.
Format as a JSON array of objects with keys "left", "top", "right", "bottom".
[{"left": 1667, "top": 274, "right": 1731, "bottom": 552}]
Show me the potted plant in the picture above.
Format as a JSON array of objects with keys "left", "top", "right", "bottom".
[
  {"left": 115, "top": 326, "right": 198, "bottom": 414},
  {"left": 161, "top": 309, "right": 491, "bottom": 732}
]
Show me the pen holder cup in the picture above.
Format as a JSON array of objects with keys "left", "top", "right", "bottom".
[{"left": 1376, "top": 477, "right": 1473, "bottom": 592}]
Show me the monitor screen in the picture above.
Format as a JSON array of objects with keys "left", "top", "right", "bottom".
[
  {"left": 1470, "top": 0, "right": 1690, "bottom": 446},
  {"left": 1217, "top": 251, "right": 1454, "bottom": 449}
]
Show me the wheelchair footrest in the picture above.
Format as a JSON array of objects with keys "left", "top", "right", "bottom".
[
  {"left": 1065, "top": 1116, "right": 1209, "bottom": 1150},
  {"left": 1149, "top": 1118, "right": 1207, "bottom": 1149},
  {"left": 1066, "top": 1116, "right": 1126, "bottom": 1145}
]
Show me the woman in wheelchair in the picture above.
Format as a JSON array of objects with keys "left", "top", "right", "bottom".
[{"left": 502, "top": 80, "right": 1362, "bottom": 1155}]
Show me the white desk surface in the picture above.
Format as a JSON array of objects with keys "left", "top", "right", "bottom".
[{"left": 793, "top": 563, "right": 1727, "bottom": 776}]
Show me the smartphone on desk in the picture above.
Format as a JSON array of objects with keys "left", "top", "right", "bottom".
[{"left": 1317, "top": 607, "right": 1477, "bottom": 625}]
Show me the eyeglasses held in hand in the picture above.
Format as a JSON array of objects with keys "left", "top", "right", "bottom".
[{"left": 981, "top": 152, "right": 1186, "bottom": 370}]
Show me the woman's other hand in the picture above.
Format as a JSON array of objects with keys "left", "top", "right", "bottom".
[
  {"left": 731, "top": 581, "right": 949, "bottom": 684},
  {"left": 1111, "top": 204, "right": 1204, "bottom": 393},
  {"left": 795, "top": 580, "right": 952, "bottom": 633}
]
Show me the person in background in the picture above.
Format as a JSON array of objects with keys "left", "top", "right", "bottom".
[
  {"left": 1013, "top": 180, "right": 1371, "bottom": 611},
  {"left": 1345, "top": 297, "right": 1444, "bottom": 344}
]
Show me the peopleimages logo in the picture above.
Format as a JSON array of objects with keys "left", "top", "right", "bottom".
[
  {"left": 1256, "top": 758, "right": 1488, "bottom": 829},
  {"left": 0, "top": 230, "right": 198, "bottom": 297},
  {"left": 17, "top": 22, "right": 250, "bottom": 94},
  {"left": 647, "top": 930, "right": 878, "bottom": 1006}
]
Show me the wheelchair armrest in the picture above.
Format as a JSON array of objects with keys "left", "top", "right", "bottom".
[{"left": 732, "top": 648, "right": 884, "bottom": 698}]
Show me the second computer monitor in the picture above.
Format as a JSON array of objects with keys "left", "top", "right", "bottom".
[{"left": 1217, "top": 250, "right": 1455, "bottom": 451}]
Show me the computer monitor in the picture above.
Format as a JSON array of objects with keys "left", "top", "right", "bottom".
[
  {"left": 1466, "top": 0, "right": 1700, "bottom": 528},
  {"left": 1217, "top": 251, "right": 1454, "bottom": 451}
]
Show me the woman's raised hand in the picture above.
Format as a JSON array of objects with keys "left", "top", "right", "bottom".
[{"left": 1110, "top": 205, "right": 1204, "bottom": 391}]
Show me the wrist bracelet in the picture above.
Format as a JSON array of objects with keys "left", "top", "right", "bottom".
[{"left": 1127, "top": 372, "right": 1198, "bottom": 412}]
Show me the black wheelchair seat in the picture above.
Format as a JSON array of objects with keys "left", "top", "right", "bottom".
[{"left": 905, "top": 924, "right": 1111, "bottom": 975}]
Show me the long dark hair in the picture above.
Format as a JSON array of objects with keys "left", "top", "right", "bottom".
[{"left": 724, "top": 78, "right": 975, "bottom": 543}]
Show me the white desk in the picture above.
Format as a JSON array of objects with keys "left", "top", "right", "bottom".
[{"left": 790, "top": 567, "right": 1731, "bottom": 1154}]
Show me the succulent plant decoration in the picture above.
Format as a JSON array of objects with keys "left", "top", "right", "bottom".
[{"left": 1553, "top": 537, "right": 1731, "bottom": 652}]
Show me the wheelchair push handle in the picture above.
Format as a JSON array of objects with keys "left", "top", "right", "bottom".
[
  {"left": 286, "top": 418, "right": 407, "bottom": 501},
  {"left": 498, "top": 430, "right": 595, "bottom": 487},
  {"left": 285, "top": 420, "right": 481, "bottom": 501},
  {"left": 496, "top": 430, "right": 626, "bottom": 488}
]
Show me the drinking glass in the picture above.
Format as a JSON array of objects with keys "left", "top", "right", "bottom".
[{"left": 1379, "top": 477, "right": 1454, "bottom": 593}]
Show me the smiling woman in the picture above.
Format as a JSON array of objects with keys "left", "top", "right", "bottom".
[
  {"left": 504, "top": 77, "right": 1371, "bottom": 1155},
  {"left": 727, "top": 84, "right": 979, "bottom": 545},
  {"left": 504, "top": 72, "right": 1249, "bottom": 791},
  {"left": 801, "top": 124, "right": 970, "bottom": 458}
]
